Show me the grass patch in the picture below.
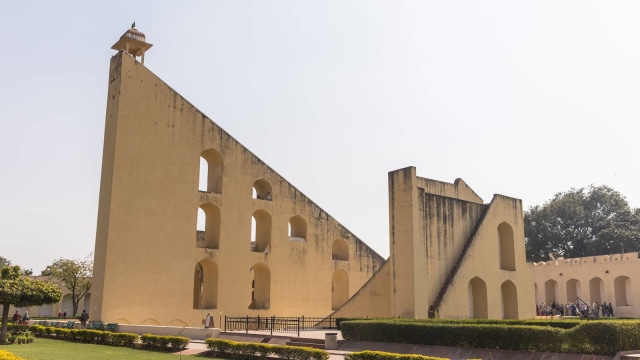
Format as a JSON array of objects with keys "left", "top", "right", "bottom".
[{"left": 0, "top": 338, "right": 205, "bottom": 359}]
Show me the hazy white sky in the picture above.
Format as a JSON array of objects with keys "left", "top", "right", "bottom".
[{"left": 1, "top": 1, "right": 639, "bottom": 273}]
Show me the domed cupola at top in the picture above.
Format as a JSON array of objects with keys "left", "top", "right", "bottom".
[{"left": 111, "top": 22, "right": 153, "bottom": 64}]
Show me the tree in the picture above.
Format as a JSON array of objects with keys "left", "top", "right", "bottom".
[
  {"left": 525, "top": 185, "right": 640, "bottom": 262},
  {"left": 0, "top": 266, "right": 62, "bottom": 344},
  {"left": 0, "top": 258, "right": 32, "bottom": 275},
  {"left": 41, "top": 255, "right": 93, "bottom": 317}
]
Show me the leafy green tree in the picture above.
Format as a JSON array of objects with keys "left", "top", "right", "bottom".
[
  {"left": 0, "top": 258, "right": 32, "bottom": 275},
  {"left": 525, "top": 185, "right": 640, "bottom": 262},
  {"left": 0, "top": 266, "right": 62, "bottom": 344},
  {"left": 41, "top": 255, "right": 93, "bottom": 317}
]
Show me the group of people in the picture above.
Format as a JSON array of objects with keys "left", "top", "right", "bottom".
[
  {"left": 10, "top": 309, "right": 90, "bottom": 328},
  {"left": 11, "top": 311, "right": 30, "bottom": 324},
  {"left": 537, "top": 300, "right": 615, "bottom": 318}
]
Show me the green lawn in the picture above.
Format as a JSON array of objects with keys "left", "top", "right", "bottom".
[{"left": 0, "top": 338, "right": 209, "bottom": 360}]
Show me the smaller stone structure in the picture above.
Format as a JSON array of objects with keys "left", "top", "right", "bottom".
[{"left": 533, "top": 253, "right": 639, "bottom": 318}]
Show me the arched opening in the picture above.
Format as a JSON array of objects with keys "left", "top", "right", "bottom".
[
  {"left": 61, "top": 294, "right": 73, "bottom": 317},
  {"left": 253, "top": 179, "right": 273, "bottom": 201},
  {"left": 332, "top": 270, "right": 349, "bottom": 310},
  {"left": 251, "top": 210, "right": 271, "bottom": 253},
  {"left": 193, "top": 260, "right": 218, "bottom": 309},
  {"left": 141, "top": 318, "right": 161, "bottom": 325},
  {"left": 289, "top": 215, "right": 307, "bottom": 242},
  {"left": 498, "top": 222, "right": 516, "bottom": 271},
  {"left": 566, "top": 278, "right": 581, "bottom": 304},
  {"left": 83, "top": 293, "right": 91, "bottom": 314},
  {"left": 614, "top": 275, "right": 631, "bottom": 306},
  {"left": 200, "top": 149, "right": 223, "bottom": 193},
  {"left": 501, "top": 280, "right": 518, "bottom": 319},
  {"left": 38, "top": 303, "right": 53, "bottom": 317},
  {"left": 249, "top": 263, "right": 270, "bottom": 310},
  {"left": 332, "top": 239, "right": 349, "bottom": 261},
  {"left": 545, "top": 279, "right": 557, "bottom": 304},
  {"left": 168, "top": 319, "right": 188, "bottom": 327},
  {"left": 589, "top": 277, "right": 604, "bottom": 304},
  {"left": 197, "top": 203, "right": 220, "bottom": 249},
  {"left": 468, "top": 277, "right": 488, "bottom": 319}
]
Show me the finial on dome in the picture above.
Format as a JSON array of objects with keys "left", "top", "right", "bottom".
[{"left": 131, "top": 21, "right": 136, "bottom": 29}]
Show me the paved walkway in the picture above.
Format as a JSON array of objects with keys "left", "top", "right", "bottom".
[{"left": 179, "top": 330, "right": 619, "bottom": 360}]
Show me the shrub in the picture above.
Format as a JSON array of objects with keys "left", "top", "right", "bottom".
[
  {"left": 169, "top": 336, "right": 190, "bottom": 351},
  {"left": 206, "top": 338, "right": 235, "bottom": 357},
  {"left": 28, "top": 325, "right": 47, "bottom": 337},
  {"left": 346, "top": 350, "right": 447, "bottom": 360},
  {"left": 562, "top": 321, "right": 640, "bottom": 356},
  {"left": 140, "top": 334, "right": 189, "bottom": 352},
  {"left": 141, "top": 334, "right": 157, "bottom": 349},
  {"left": 0, "top": 350, "right": 25, "bottom": 360},
  {"left": 111, "top": 332, "right": 139, "bottom": 347},
  {"left": 204, "top": 338, "right": 329, "bottom": 360},
  {"left": 340, "top": 318, "right": 640, "bottom": 356}
]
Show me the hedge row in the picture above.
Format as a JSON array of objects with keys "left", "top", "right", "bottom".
[
  {"left": 0, "top": 350, "right": 25, "bottom": 360},
  {"left": 336, "top": 317, "right": 580, "bottom": 330},
  {"left": 340, "top": 319, "right": 640, "bottom": 356},
  {"left": 346, "top": 350, "right": 447, "bottom": 360},
  {"left": 140, "top": 333, "right": 190, "bottom": 351},
  {"left": 26, "top": 324, "right": 138, "bottom": 347},
  {"left": 205, "top": 338, "right": 330, "bottom": 360}
]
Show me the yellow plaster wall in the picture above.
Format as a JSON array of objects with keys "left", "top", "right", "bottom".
[
  {"left": 91, "top": 52, "right": 385, "bottom": 326},
  {"left": 386, "top": 168, "right": 535, "bottom": 320},
  {"left": 420, "top": 193, "right": 487, "bottom": 315},
  {"left": 533, "top": 253, "right": 640, "bottom": 318},
  {"left": 438, "top": 195, "right": 536, "bottom": 319},
  {"left": 330, "top": 261, "right": 392, "bottom": 318}
]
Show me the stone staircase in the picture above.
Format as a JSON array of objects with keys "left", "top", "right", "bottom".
[
  {"left": 429, "top": 206, "right": 489, "bottom": 317},
  {"left": 286, "top": 337, "right": 326, "bottom": 349}
]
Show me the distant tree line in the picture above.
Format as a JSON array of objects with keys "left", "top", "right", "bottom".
[{"left": 525, "top": 185, "right": 640, "bottom": 262}]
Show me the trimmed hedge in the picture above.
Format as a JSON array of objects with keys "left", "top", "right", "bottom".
[
  {"left": 26, "top": 324, "right": 141, "bottom": 347},
  {"left": 336, "top": 317, "right": 580, "bottom": 330},
  {"left": 205, "top": 338, "right": 330, "bottom": 360},
  {"left": 340, "top": 318, "right": 640, "bottom": 356},
  {"left": 140, "top": 333, "right": 189, "bottom": 351},
  {"left": 346, "top": 350, "right": 447, "bottom": 360},
  {"left": 0, "top": 350, "right": 25, "bottom": 360}
]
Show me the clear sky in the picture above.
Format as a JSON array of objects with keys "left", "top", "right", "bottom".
[{"left": 1, "top": 1, "right": 639, "bottom": 274}]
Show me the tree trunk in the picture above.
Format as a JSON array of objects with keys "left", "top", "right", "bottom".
[
  {"left": 72, "top": 295, "right": 79, "bottom": 318},
  {"left": 0, "top": 302, "right": 10, "bottom": 345}
]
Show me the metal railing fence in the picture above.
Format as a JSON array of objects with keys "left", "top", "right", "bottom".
[{"left": 224, "top": 316, "right": 337, "bottom": 337}]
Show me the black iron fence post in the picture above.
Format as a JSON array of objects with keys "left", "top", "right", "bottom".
[
  {"left": 224, "top": 315, "right": 227, "bottom": 332},
  {"left": 297, "top": 317, "right": 300, "bottom": 337},
  {"left": 271, "top": 315, "right": 274, "bottom": 335},
  {"left": 245, "top": 316, "right": 249, "bottom": 334}
]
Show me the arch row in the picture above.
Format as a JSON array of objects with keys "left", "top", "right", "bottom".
[
  {"left": 197, "top": 206, "right": 313, "bottom": 251},
  {"left": 198, "top": 149, "right": 275, "bottom": 202},
  {"left": 537, "top": 275, "right": 632, "bottom": 311},
  {"left": 196, "top": 205, "right": 352, "bottom": 261},
  {"left": 192, "top": 260, "right": 351, "bottom": 311},
  {"left": 468, "top": 277, "right": 519, "bottom": 319}
]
